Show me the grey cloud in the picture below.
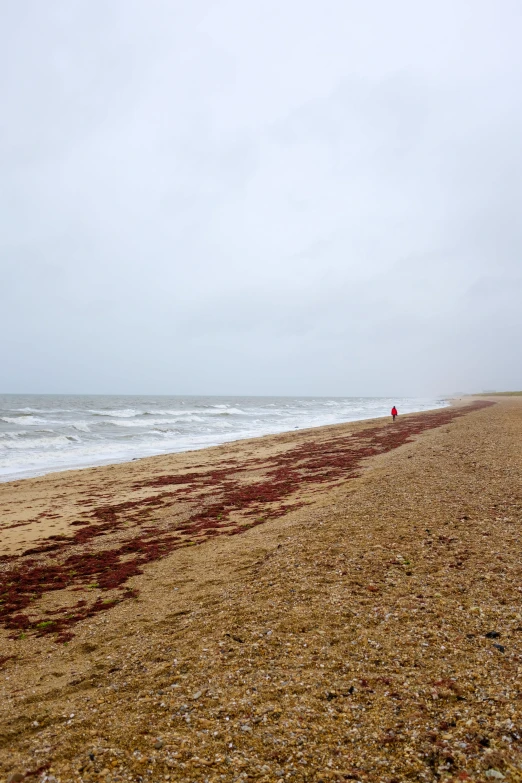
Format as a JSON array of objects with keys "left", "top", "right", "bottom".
[{"left": 1, "top": 0, "right": 521, "bottom": 395}]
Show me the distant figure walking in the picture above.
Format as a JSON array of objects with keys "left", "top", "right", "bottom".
[{"left": 391, "top": 406, "right": 398, "bottom": 421}]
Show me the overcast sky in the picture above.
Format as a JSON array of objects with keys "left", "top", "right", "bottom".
[{"left": 1, "top": 0, "right": 521, "bottom": 396}]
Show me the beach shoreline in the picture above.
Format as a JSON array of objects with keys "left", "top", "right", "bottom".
[
  {"left": 0, "top": 402, "right": 458, "bottom": 558},
  {"left": 0, "top": 395, "right": 450, "bottom": 485},
  {"left": 1, "top": 396, "right": 521, "bottom": 782}
]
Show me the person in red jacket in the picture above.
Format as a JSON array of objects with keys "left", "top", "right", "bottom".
[{"left": 391, "top": 406, "right": 398, "bottom": 421}]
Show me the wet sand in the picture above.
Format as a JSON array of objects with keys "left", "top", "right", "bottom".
[{"left": 0, "top": 397, "right": 521, "bottom": 782}]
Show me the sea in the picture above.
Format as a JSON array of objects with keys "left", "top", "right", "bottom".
[{"left": 0, "top": 394, "right": 448, "bottom": 483}]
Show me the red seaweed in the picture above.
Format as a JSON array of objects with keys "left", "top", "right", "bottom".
[{"left": 0, "top": 401, "right": 493, "bottom": 640}]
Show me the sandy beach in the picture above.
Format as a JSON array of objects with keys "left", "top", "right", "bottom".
[{"left": 1, "top": 397, "right": 521, "bottom": 782}]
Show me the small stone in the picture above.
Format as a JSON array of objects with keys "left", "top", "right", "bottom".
[
  {"left": 485, "top": 631, "right": 501, "bottom": 639},
  {"left": 485, "top": 771, "right": 505, "bottom": 780},
  {"left": 154, "top": 738, "right": 164, "bottom": 749},
  {"left": 7, "top": 773, "right": 25, "bottom": 783},
  {"left": 493, "top": 643, "right": 506, "bottom": 653},
  {"left": 240, "top": 724, "right": 252, "bottom": 732},
  {"left": 192, "top": 690, "right": 203, "bottom": 700}
]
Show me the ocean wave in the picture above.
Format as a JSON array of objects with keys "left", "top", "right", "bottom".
[
  {"left": 1, "top": 415, "right": 49, "bottom": 425},
  {"left": 140, "top": 409, "right": 202, "bottom": 417},
  {"left": 104, "top": 408, "right": 217, "bottom": 418},
  {"left": 110, "top": 415, "right": 206, "bottom": 427},
  {"left": 0, "top": 429, "right": 56, "bottom": 440},
  {"left": 70, "top": 422, "right": 90, "bottom": 433},
  {"left": 1, "top": 416, "right": 89, "bottom": 428},
  {"left": 0, "top": 435, "right": 72, "bottom": 451},
  {"left": 208, "top": 407, "right": 248, "bottom": 416},
  {"left": 89, "top": 409, "right": 140, "bottom": 418},
  {"left": 0, "top": 431, "right": 28, "bottom": 440},
  {"left": 10, "top": 407, "right": 74, "bottom": 414}
]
